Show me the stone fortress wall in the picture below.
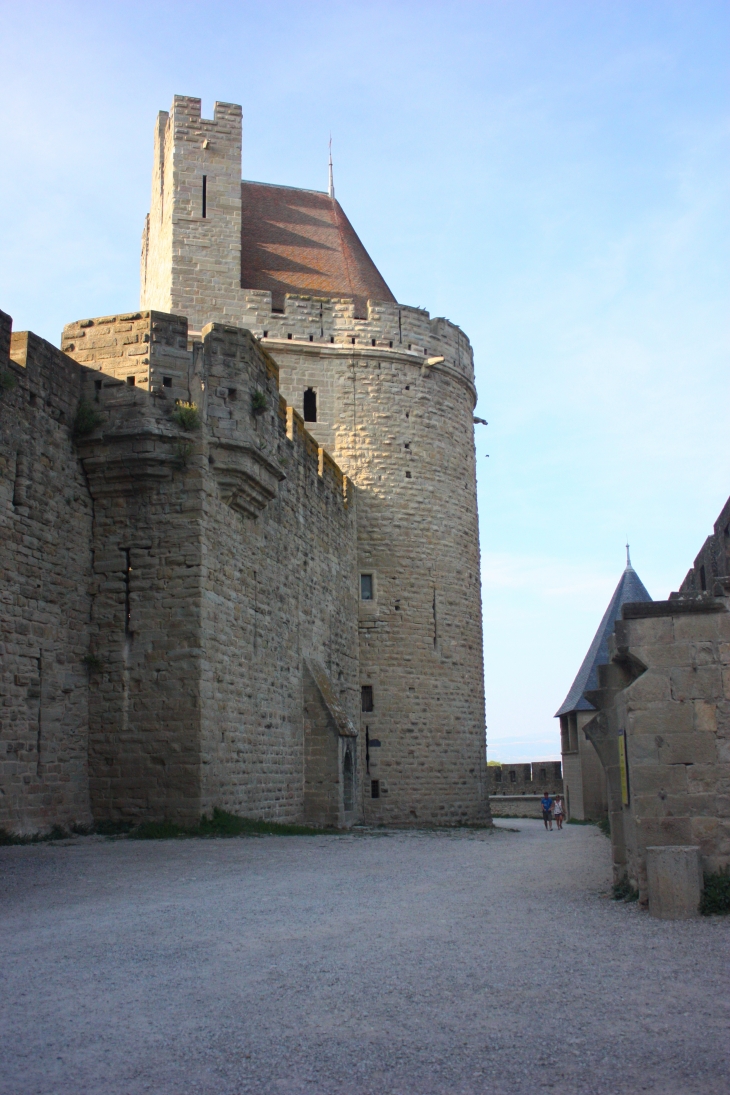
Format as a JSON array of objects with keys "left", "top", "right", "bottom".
[
  {"left": 584, "top": 495, "right": 730, "bottom": 905},
  {"left": 1, "top": 307, "right": 359, "bottom": 833},
  {"left": 0, "top": 314, "right": 94, "bottom": 835},
  {"left": 140, "top": 95, "right": 488, "bottom": 825}
]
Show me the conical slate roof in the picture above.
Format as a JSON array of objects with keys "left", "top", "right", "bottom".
[{"left": 555, "top": 561, "right": 652, "bottom": 717}]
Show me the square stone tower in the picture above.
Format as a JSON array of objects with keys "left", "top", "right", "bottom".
[{"left": 141, "top": 97, "right": 243, "bottom": 331}]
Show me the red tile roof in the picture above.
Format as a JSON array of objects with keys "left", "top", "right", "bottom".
[{"left": 240, "top": 182, "right": 396, "bottom": 316}]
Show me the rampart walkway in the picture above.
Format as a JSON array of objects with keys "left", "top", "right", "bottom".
[{"left": 1, "top": 820, "right": 728, "bottom": 1094}]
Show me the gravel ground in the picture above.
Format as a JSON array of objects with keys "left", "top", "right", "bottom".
[{"left": 0, "top": 819, "right": 728, "bottom": 1095}]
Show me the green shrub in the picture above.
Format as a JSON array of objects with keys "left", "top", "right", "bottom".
[
  {"left": 251, "top": 389, "right": 267, "bottom": 415},
  {"left": 700, "top": 868, "right": 730, "bottom": 915},
  {"left": 73, "top": 398, "right": 104, "bottom": 439},
  {"left": 93, "top": 820, "right": 135, "bottom": 836},
  {"left": 612, "top": 877, "right": 639, "bottom": 902},
  {"left": 172, "top": 401, "right": 201, "bottom": 430},
  {"left": 82, "top": 654, "right": 103, "bottom": 673},
  {"left": 567, "top": 815, "right": 610, "bottom": 837},
  {"left": 173, "top": 440, "right": 193, "bottom": 469}
]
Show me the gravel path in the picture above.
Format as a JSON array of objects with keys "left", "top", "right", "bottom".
[{"left": 0, "top": 820, "right": 728, "bottom": 1095}]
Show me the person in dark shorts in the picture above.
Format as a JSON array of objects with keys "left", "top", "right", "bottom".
[{"left": 540, "top": 791, "right": 553, "bottom": 830}]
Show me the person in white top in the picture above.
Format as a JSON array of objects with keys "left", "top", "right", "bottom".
[{"left": 553, "top": 795, "right": 565, "bottom": 830}]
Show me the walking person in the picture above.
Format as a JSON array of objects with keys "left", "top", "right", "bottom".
[
  {"left": 553, "top": 794, "right": 565, "bottom": 830},
  {"left": 540, "top": 791, "right": 554, "bottom": 831}
]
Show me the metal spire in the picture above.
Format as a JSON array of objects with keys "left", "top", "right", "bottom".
[
  {"left": 328, "top": 135, "right": 335, "bottom": 199},
  {"left": 626, "top": 542, "right": 632, "bottom": 568}
]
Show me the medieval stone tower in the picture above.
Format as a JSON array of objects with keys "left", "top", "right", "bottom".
[{"left": 140, "top": 96, "right": 487, "bottom": 825}]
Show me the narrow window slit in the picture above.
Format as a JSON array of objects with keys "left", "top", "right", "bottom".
[{"left": 303, "top": 388, "right": 317, "bottom": 422}]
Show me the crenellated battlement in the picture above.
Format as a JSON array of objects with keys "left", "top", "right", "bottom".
[{"left": 60, "top": 309, "right": 351, "bottom": 511}]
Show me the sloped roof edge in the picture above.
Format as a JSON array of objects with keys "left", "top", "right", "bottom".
[{"left": 555, "top": 564, "right": 652, "bottom": 717}]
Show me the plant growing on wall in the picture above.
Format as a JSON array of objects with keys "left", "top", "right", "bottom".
[
  {"left": 251, "top": 389, "right": 267, "bottom": 416},
  {"left": 172, "top": 401, "right": 201, "bottom": 430},
  {"left": 82, "top": 654, "right": 104, "bottom": 673},
  {"left": 73, "top": 398, "right": 104, "bottom": 440},
  {"left": 174, "top": 440, "right": 194, "bottom": 469}
]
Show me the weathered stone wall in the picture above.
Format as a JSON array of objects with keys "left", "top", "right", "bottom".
[
  {"left": 138, "top": 95, "right": 489, "bottom": 826},
  {"left": 585, "top": 595, "right": 730, "bottom": 902},
  {"left": 60, "top": 311, "right": 359, "bottom": 828},
  {"left": 0, "top": 310, "right": 93, "bottom": 835},
  {"left": 75, "top": 362, "right": 205, "bottom": 827},
  {"left": 194, "top": 323, "right": 359, "bottom": 825}
]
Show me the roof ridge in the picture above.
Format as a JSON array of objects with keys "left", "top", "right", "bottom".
[{"left": 241, "top": 179, "right": 328, "bottom": 196}]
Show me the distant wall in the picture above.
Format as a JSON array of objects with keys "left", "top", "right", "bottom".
[
  {"left": 0, "top": 311, "right": 93, "bottom": 835},
  {"left": 487, "top": 760, "right": 563, "bottom": 798},
  {"left": 489, "top": 796, "right": 548, "bottom": 819}
]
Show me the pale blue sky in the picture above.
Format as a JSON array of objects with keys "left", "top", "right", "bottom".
[{"left": 1, "top": 1, "right": 728, "bottom": 760}]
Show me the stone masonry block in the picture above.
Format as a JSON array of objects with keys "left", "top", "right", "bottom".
[
  {"left": 632, "top": 764, "right": 688, "bottom": 796},
  {"left": 646, "top": 845, "right": 701, "bottom": 919},
  {"left": 636, "top": 816, "right": 692, "bottom": 846},
  {"left": 687, "top": 763, "right": 730, "bottom": 794},
  {"left": 694, "top": 700, "right": 718, "bottom": 734},
  {"left": 673, "top": 613, "right": 728, "bottom": 642},
  {"left": 625, "top": 670, "right": 671, "bottom": 705},
  {"left": 670, "top": 665, "right": 723, "bottom": 702},
  {"left": 626, "top": 616, "right": 674, "bottom": 647},
  {"left": 632, "top": 641, "right": 693, "bottom": 670},
  {"left": 657, "top": 732, "right": 717, "bottom": 766},
  {"left": 628, "top": 703, "right": 693, "bottom": 738}
]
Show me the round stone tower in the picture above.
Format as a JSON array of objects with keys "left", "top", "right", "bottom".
[
  {"left": 141, "top": 95, "right": 489, "bottom": 824},
  {"left": 265, "top": 306, "right": 486, "bottom": 824}
]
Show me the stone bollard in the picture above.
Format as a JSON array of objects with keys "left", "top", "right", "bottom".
[{"left": 646, "top": 846, "right": 702, "bottom": 920}]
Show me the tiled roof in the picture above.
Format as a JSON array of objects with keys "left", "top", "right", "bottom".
[
  {"left": 554, "top": 564, "right": 652, "bottom": 717},
  {"left": 240, "top": 181, "right": 396, "bottom": 315}
]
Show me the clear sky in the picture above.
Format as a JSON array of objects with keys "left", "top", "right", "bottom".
[{"left": 1, "top": 1, "right": 728, "bottom": 761}]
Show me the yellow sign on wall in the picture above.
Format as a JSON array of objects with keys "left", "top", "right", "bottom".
[{"left": 618, "top": 731, "right": 630, "bottom": 806}]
